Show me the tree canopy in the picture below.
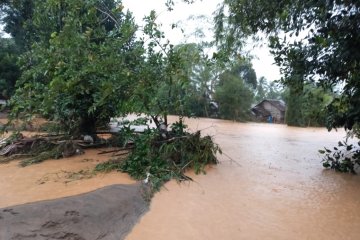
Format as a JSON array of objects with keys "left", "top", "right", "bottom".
[
  {"left": 0, "top": 0, "right": 36, "bottom": 50},
  {"left": 215, "top": 59, "right": 255, "bottom": 121},
  {"left": 8, "top": 0, "right": 143, "bottom": 135},
  {"left": 215, "top": 0, "right": 360, "bottom": 131},
  {"left": 0, "top": 38, "right": 20, "bottom": 99}
]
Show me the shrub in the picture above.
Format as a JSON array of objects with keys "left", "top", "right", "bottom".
[
  {"left": 320, "top": 139, "right": 360, "bottom": 173},
  {"left": 96, "top": 120, "right": 221, "bottom": 193}
]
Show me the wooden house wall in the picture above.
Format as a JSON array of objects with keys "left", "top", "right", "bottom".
[{"left": 262, "top": 101, "right": 284, "bottom": 123}]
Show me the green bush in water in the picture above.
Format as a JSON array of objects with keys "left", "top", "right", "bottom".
[{"left": 96, "top": 120, "right": 221, "bottom": 193}]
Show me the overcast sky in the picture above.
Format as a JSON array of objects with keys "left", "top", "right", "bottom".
[
  {"left": 0, "top": 0, "right": 281, "bottom": 80},
  {"left": 122, "top": 0, "right": 282, "bottom": 81}
]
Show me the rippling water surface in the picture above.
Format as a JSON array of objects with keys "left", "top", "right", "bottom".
[
  {"left": 1, "top": 116, "right": 360, "bottom": 239},
  {"left": 127, "top": 117, "right": 360, "bottom": 240}
]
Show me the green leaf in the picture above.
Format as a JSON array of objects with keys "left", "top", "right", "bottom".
[{"left": 323, "top": 162, "right": 330, "bottom": 168}]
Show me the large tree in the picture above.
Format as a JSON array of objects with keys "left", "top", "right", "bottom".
[
  {"left": 0, "top": 38, "right": 20, "bottom": 99},
  {"left": 254, "top": 77, "right": 284, "bottom": 102},
  {"left": 215, "top": 0, "right": 360, "bottom": 132},
  {"left": 215, "top": 67, "right": 254, "bottom": 121},
  {"left": 10, "top": 0, "right": 143, "bottom": 136}
]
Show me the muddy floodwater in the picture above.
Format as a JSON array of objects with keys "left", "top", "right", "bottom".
[
  {"left": 1, "top": 117, "right": 360, "bottom": 239},
  {"left": 127, "top": 117, "right": 360, "bottom": 240}
]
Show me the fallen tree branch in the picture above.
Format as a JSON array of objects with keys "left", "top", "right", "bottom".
[
  {"left": 98, "top": 146, "right": 134, "bottom": 155},
  {"left": 113, "top": 151, "right": 130, "bottom": 157}
]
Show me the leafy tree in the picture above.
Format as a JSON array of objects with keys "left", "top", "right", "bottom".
[
  {"left": 215, "top": 0, "right": 360, "bottom": 132},
  {"left": 10, "top": 0, "right": 143, "bottom": 136},
  {"left": 284, "top": 78, "right": 304, "bottom": 126},
  {"left": 0, "top": 0, "right": 223, "bottom": 190},
  {"left": 215, "top": 70, "right": 254, "bottom": 121},
  {"left": 173, "top": 43, "right": 220, "bottom": 118},
  {"left": 0, "top": 0, "right": 36, "bottom": 50},
  {"left": 302, "top": 85, "right": 333, "bottom": 127},
  {"left": 267, "top": 82, "right": 283, "bottom": 100},
  {"left": 284, "top": 82, "right": 334, "bottom": 127},
  {"left": 229, "top": 59, "right": 257, "bottom": 89},
  {"left": 172, "top": 48, "right": 257, "bottom": 119},
  {"left": 254, "top": 76, "right": 283, "bottom": 102},
  {"left": 254, "top": 77, "right": 267, "bottom": 102},
  {"left": 0, "top": 38, "right": 21, "bottom": 99}
]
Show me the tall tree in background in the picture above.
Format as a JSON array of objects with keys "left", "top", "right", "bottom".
[
  {"left": 0, "top": 0, "right": 35, "bottom": 100},
  {"left": 0, "top": 38, "right": 20, "bottom": 99},
  {"left": 0, "top": 0, "right": 36, "bottom": 50},
  {"left": 283, "top": 83, "right": 334, "bottom": 127},
  {"left": 214, "top": 58, "right": 254, "bottom": 121},
  {"left": 174, "top": 43, "right": 221, "bottom": 118},
  {"left": 215, "top": 0, "right": 360, "bottom": 132},
  {"left": 171, "top": 43, "right": 207, "bottom": 117},
  {"left": 229, "top": 59, "right": 257, "bottom": 89},
  {"left": 254, "top": 76, "right": 283, "bottom": 102}
]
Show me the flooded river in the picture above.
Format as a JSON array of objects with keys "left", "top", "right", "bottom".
[
  {"left": 126, "top": 117, "right": 360, "bottom": 240},
  {"left": 1, "top": 117, "right": 360, "bottom": 239}
]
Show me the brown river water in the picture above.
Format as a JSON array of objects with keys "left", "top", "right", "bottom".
[{"left": 1, "top": 116, "right": 360, "bottom": 239}]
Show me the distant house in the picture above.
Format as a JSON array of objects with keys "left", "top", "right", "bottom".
[{"left": 251, "top": 99, "right": 286, "bottom": 123}]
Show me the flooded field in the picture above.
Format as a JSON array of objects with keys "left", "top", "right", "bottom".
[
  {"left": 1, "top": 116, "right": 360, "bottom": 239},
  {"left": 127, "top": 117, "right": 360, "bottom": 240}
]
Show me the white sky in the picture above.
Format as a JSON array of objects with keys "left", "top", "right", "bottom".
[
  {"left": 122, "top": 0, "right": 282, "bottom": 81},
  {"left": 0, "top": 24, "right": 10, "bottom": 38}
]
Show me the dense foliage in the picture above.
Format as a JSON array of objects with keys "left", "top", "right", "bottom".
[
  {"left": 320, "top": 139, "right": 360, "bottom": 174},
  {"left": 215, "top": 67, "right": 254, "bottom": 121},
  {"left": 7, "top": 0, "right": 143, "bottom": 135},
  {"left": 99, "top": 120, "right": 221, "bottom": 193},
  {"left": 254, "top": 77, "right": 283, "bottom": 102},
  {"left": 0, "top": 0, "right": 36, "bottom": 50},
  {"left": 0, "top": 38, "right": 20, "bottom": 99},
  {"left": 284, "top": 83, "right": 333, "bottom": 127}
]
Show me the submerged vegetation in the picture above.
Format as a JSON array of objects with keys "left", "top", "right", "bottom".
[
  {"left": 97, "top": 120, "right": 220, "bottom": 193},
  {"left": 320, "top": 127, "right": 360, "bottom": 173},
  {"left": 320, "top": 139, "right": 360, "bottom": 174}
]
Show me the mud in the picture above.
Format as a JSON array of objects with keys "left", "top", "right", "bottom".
[{"left": 0, "top": 184, "right": 148, "bottom": 240}]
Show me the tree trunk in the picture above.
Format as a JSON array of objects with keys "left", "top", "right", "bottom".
[{"left": 78, "top": 115, "right": 97, "bottom": 137}]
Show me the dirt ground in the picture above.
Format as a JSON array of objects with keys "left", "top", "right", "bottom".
[
  {"left": 0, "top": 147, "right": 146, "bottom": 240},
  {"left": 0, "top": 184, "right": 148, "bottom": 240}
]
